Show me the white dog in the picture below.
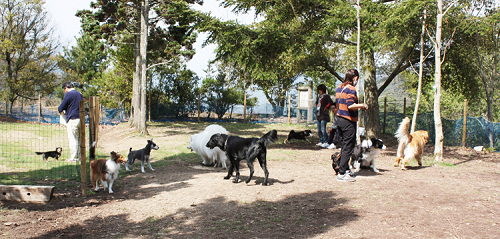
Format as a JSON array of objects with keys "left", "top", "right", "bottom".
[{"left": 188, "top": 124, "right": 229, "bottom": 168}]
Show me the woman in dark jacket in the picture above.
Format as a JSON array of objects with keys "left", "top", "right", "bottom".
[{"left": 315, "top": 84, "right": 334, "bottom": 147}]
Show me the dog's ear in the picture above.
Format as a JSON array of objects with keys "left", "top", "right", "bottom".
[{"left": 110, "top": 151, "right": 117, "bottom": 156}]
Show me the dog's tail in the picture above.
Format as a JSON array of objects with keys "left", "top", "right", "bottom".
[
  {"left": 35, "top": 152, "right": 43, "bottom": 155},
  {"left": 395, "top": 117, "right": 412, "bottom": 144},
  {"left": 89, "top": 141, "right": 97, "bottom": 160},
  {"left": 129, "top": 147, "right": 132, "bottom": 152},
  {"left": 258, "top": 130, "right": 278, "bottom": 147}
]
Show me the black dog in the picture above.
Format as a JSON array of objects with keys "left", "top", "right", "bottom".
[
  {"left": 35, "top": 147, "right": 62, "bottom": 161},
  {"left": 331, "top": 152, "right": 340, "bottom": 175},
  {"left": 206, "top": 130, "right": 278, "bottom": 185},
  {"left": 284, "top": 130, "right": 314, "bottom": 144},
  {"left": 350, "top": 137, "right": 386, "bottom": 173},
  {"left": 125, "top": 139, "right": 159, "bottom": 173}
]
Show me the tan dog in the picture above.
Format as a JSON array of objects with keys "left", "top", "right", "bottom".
[
  {"left": 394, "top": 117, "right": 429, "bottom": 170},
  {"left": 89, "top": 142, "right": 127, "bottom": 193}
]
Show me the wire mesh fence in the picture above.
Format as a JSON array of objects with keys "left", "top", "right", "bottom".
[
  {"left": 0, "top": 114, "right": 82, "bottom": 184},
  {"left": 1, "top": 99, "right": 498, "bottom": 185}
]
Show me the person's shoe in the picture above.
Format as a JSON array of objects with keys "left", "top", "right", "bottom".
[
  {"left": 321, "top": 143, "right": 330, "bottom": 148},
  {"left": 316, "top": 142, "right": 323, "bottom": 146},
  {"left": 349, "top": 171, "right": 357, "bottom": 178},
  {"left": 65, "top": 159, "right": 76, "bottom": 162},
  {"left": 337, "top": 172, "right": 356, "bottom": 182},
  {"left": 327, "top": 144, "right": 336, "bottom": 149}
]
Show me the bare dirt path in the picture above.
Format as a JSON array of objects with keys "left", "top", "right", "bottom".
[{"left": 1, "top": 122, "right": 499, "bottom": 238}]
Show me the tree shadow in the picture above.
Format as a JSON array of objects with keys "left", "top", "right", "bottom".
[{"left": 27, "top": 191, "right": 358, "bottom": 239}]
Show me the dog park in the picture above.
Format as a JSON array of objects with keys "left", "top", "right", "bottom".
[{"left": 1, "top": 120, "right": 499, "bottom": 238}]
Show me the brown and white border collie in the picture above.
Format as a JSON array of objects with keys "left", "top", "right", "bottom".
[{"left": 90, "top": 142, "right": 126, "bottom": 193}]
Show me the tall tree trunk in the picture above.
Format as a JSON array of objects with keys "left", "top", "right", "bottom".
[
  {"left": 411, "top": 9, "right": 426, "bottom": 134},
  {"left": 356, "top": 0, "right": 361, "bottom": 144},
  {"left": 433, "top": 0, "right": 444, "bottom": 162},
  {"left": 139, "top": 0, "right": 149, "bottom": 135},
  {"left": 131, "top": 10, "right": 142, "bottom": 129},
  {"left": 363, "top": 50, "right": 381, "bottom": 138}
]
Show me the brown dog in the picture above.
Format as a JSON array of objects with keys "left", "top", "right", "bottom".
[
  {"left": 394, "top": 117, "right": 429, "bottom": 170},
  {"left": 89, "top": 142, "right": 126, "bottom": 193}
]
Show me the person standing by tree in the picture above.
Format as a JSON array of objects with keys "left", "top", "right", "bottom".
[
  {"left": 335, "top": 69, "right": 368, "bottom": 182},
  {"left": 58, "top": 82, "right": 83, "bottom": 162},
  {"left": 315, "top": 84, "right": 334, "bottom": 148}
]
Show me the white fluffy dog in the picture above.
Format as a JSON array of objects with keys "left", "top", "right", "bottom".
[{"left": 188, "top": 124, "right": 229, "bottom": 168}]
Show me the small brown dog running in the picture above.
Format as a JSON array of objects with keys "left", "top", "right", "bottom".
[{"left": 394, "top": 117, "right": 429, "bottom": 170}]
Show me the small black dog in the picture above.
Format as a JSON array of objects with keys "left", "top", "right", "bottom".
[
  {"left": 350, "top": 137, "right": 386, "bottom": 173},
  {"left": 35, "top": 147, "right": 63, "bottom": 161},
  {"left": 125, "top": 139, "right": 159, "bottom": 173},
  {"left": 331, "top": 152, "right": 340, "bottom": 175},
  {"left": 206, "top": 130, "right": 278, "bottom": 185},
  {"left": 284, "top": 130, "right": 314, "bottom": 144}
]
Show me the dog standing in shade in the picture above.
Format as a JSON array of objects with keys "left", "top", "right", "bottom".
[
  {"left": 350, "top": 137, "right": 386, "bottom": 173},
  {"left": 89, "top": 142, "right": 127, "bottom": 193},
  {"left": 206, "top": 130, "right": 278, "bottom": 186},
  {"left": 126, "top": 139, "right": 159, "bottom": 173},
  {"left": 284, "top": 130, "right": 314, "bottom": 144},
  {"left": 35, "top": 147, "right": 63, "bottom": 161}
]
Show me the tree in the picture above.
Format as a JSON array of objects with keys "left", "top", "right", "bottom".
[
  {"left": 202, "top": 71, "right": 245, "bottom": 119},
  {"left": 462, "top": 1, "right": 500, "bottom": 148},
  {"left": 202, "top": 0, "right": 434, "bottom": 138},
  {"left": 77, "top": 0, "right": 205, "bottom": 134},
  {"left": 57, "top": 33, "right": 108, "bottom": 99},
  {"left": 0, "top": 0, "right": 58, "bottom": 112}
]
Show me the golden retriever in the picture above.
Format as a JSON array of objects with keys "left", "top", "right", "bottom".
[{"left": 394, "top": 117, "right": 429, "bottom": 170}]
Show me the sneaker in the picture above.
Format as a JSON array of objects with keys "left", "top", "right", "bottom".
[
  {"left": 65, "top": 159, "right": 76, "bottom": 162},
  {"left": 337, "top": 172, "right": 356, "bottom": 182},
  {"left": 321, "top": 143, "right": 330, "bottom": 148},
  {"left": 327, "top": 144, "right": 336, "bottom": 149},
  {"left": 316, "top": 142, "right": 323, "bottom": 146}
]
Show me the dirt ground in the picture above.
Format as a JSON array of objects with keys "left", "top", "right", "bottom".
[{"left": 1, "top": 122, "right": 500, "bottom": 239}]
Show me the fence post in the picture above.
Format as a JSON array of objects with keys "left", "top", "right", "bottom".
[
  {"left": 197, "top": 91, "right": 201, "bottom": 123},
  {"left": 462, "top": 99, "right": 468, "bottom": 147},
  {"left": 288, "top": 94, "right": 291, "bottom": 124},
  {"left": 403, "top": 97, "right": 406, "bottom": 118},
  {"left": 383, "top": 97, "right": 387, "bottom": 134},
  {"left": 244, "top": 91, "right": 247, "bottom": 123},
  {"left": 38, "top": 94, "right": 41, "bottom": 123},
  {"left": 79, "top": 100, "right": 87, "bottom": 197}
]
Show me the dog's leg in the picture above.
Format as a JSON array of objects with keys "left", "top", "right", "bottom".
[
  {"left": 371, "top": 160, "right": 379, "bottom": 173},
  {"left": 108, "top": 179, "right": 114, "bottom": 193},
  {"left": 146, "top": 155, "right": 155, "bottom": 171},
  {"left": 101, "top": 179, "right": 109, "bottom": 190},
  {"left": 257, "top": 155, "right": 269, "bottom": 186},
  {"left": 233, "top": 160, "right": 241, "bottom": 183},
  {"left": 400, "top": 156, "right": 410, "bottom": 170},
  {"left": 224, "top": 159, "right": 235, "bottom": 180},
  {"left": 394, "top": 156, "right": 402, "bottom": 167},
  {"left": 245, "top": 159, "right": 255, "bottom": 184},
  {"left": 141, "top": 157, "right": 146, "bottom": 173},
  {"left": 416, "top": 155, "right": 423, "bottom": 167},
  {"left": 351, "top": 160, "right": 360, "bottom": 173}
]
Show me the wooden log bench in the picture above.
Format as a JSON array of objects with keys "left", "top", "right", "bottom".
[{"left": 0, "top": 185, "right": 55, "bottom": 202}]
